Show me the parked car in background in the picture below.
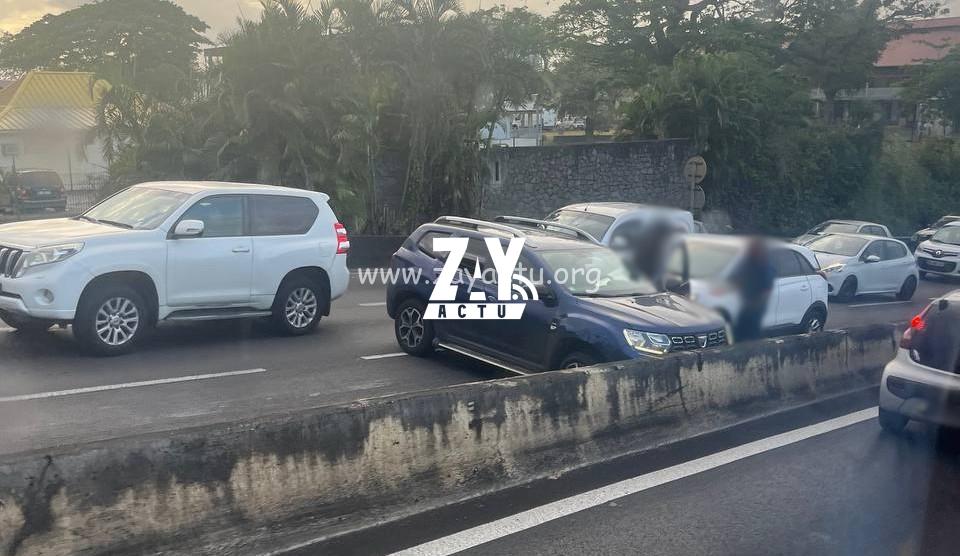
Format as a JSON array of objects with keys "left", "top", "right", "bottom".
[
  {"left": 544, "top": 202, "right": 695, "bottom": 244},
  {"left": 808, "top": 234, "right": 918, "bottom": 302},
  {"left": 794, "top": 219, "right": 890, "bottom": 245},
  {"left": 666, "top": 235, "right": 829, "bottom": 335},
  {"left": 879, "top": 291, "right": 960, "bottom": 433},
  {"left": 386, "top": 216, "right": 728, "bottom": 373},
  {"left": 0, "top": 169, "right": 67, "bottom": 213},
  {"left": 915, "top": 221, "right": 960, "bottom": 279},
  {"left": 912, "top": 215, "right": 960, "bottom": 246},
  {"left": 0, "top": 181, "right": 350, "bottom": 355}
]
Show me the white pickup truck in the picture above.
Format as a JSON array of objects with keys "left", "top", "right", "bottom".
[{"left": 0, "top": 181, "right": 350, "bottom": 355}]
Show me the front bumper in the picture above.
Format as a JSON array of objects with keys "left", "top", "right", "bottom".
[
  {"left": 0, "top": 261, "right": 93, "bottom": 320},
  {"left": 916, "top": 256, "right": 960, "bottom": 275},
  {"left": 880, "top": 348, "right": 960, "bottom": 427}
]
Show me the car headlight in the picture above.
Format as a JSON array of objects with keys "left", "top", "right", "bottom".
[
  {"left": 623, "top": 329, "right": 673, "bottom": 355},
  {"left": 14, "top": 243, "right": 83, "bottom": 277},
  {"left": 822, "top": 263, "right": 845, "bottom": 274}
]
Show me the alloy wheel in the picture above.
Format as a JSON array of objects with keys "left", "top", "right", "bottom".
[
  {"left": 285, "top": 287, "right": 318, "bottom": 329},
  {"left": 95, "top": 297, "right": 140, "bottom": 346},
  {"left": 398, "top": 306, "right": 425, "bottom": 348}
]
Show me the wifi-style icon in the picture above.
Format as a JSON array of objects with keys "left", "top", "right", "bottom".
[{"left": 510, "top": 274, "right": 540, "bottom": 301}]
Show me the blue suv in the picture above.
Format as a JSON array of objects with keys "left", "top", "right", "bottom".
[{"left": 386, "top": 216, "right": 728, "bottom": 373}]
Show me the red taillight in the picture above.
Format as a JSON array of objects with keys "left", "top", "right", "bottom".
[
  {"left": 900, "top": 314, "right": 926, "bottom": 349},
  {"left": 334, "top": 222, "right": 350, "bottom": 254}
]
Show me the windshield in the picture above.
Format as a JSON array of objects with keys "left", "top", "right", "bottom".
[
  {"left": 676, "top": 241, "right": 739, "bottom": 279},
  {"left": 932, "top": 217, "right": 960, "bottom": 229},
  {"left": 83, "top": 187, "right": 190, "bottom": 230},
  {"left": 538, "top": 248, "right": 657, "bottom": 297},
  {"left": 932, "top": 226, "right": 960, "bottom": 246},
  {"left": 807, "top": 235, "right": 868, "bottom": 256},
  {"left": 810, "top": 222, "right": 859, "bottom": 235},
  {"left": 544, "top": 210, "right": 615, "bottom": 241}
]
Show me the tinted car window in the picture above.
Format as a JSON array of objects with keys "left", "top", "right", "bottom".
[
  {"left": 862, "top": 241, "right": 884, "bottom": 260},
  {"left": 250, "top": 195, "right": 318, "bottom": 235},
  {"left": 14, "top": 171, "right": 63, "bottom": 188},
  {"left": 179, "top": 195, "right": 244, "bottom": 238},
  {"left": 792, "top": 251, "right": 816, "bottom": 274},
  {"left": 771, "top": 249, "right": 803, "bottom": 277},
  {"left": 417, "top": 231, "right": 452, "bottom": 260},
  {"left": 883, "top": 241, "right": 907, "bottom": 260}
]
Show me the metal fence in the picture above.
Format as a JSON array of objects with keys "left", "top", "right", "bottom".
[{"left": 65, "top": 173, "right": 110, "bottom": 213}]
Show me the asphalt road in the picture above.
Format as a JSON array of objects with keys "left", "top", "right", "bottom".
[
  {"left": 314, "top": 392, "right": 960, "bottom": 556},
  {"left": 0, "top": 275, "right": 956, "bottom": 455}
]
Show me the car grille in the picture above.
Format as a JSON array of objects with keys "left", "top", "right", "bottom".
[
  {"left": 920, "top": 247, "right": 958, "bottom": 258},
  {"left": 0, "top": 246, "right": 25, "bottom": 277},
  {"left": 670, "top": 329, "right": 727, "bottom": 351},
  {"left": 918, "top": 258, "right": 957, "bottom": 273}
]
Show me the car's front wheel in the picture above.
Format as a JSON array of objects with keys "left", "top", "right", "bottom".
[
  {"left": 559, "top": 351, "right": 600, "bottom": 369},
  {"left": 273, "top": 276, "right": 325, "bottom": 336},
  {"left": 394, "top": 298, "right": 435, "bottom": 356},
  {"left": 0, "top": 310, "right": 53, "bottom": 333},
  {"left": 74, "top": 284, "right": 148, "bottom": 355},
  {"left": 835, "top": 276, "right": 857, "bottom": 302}
]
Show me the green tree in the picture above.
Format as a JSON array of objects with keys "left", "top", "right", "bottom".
[
  {"left": 904, "top": 44, "right": 960, "bottom": 129},
  {"left": 0, "top": 0, "right": 209, "bottom": 90}
]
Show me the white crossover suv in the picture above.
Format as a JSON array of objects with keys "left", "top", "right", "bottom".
[{"left": 0, "top": 181, "right": 350, "bottom": 354}]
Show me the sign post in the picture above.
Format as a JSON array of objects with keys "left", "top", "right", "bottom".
[{"left": 683, "top": 156, "right": 707, "bottom": 213}]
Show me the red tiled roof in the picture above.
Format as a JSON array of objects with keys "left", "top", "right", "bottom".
[{"left": 877, "top": 17, "right": 960, "bottom": 67}]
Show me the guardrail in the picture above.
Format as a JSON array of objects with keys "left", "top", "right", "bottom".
[{"left": 0, "top": 325, "right": 897, "bottom": 555}]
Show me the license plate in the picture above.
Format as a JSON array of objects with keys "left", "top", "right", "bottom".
[{"left": 927, "top": 260, "right": 946, "bottom": 268}]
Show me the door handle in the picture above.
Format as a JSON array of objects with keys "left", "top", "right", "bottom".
[{"left": 232, "top": 246, "right": 251, "bottom": 253}]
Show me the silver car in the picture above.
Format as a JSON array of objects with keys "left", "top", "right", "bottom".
[{"left": 879, "top": 290, "right": 960, "bottom": 432}]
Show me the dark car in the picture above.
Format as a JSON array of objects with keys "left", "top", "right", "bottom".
[
  {"left": 386, "top": 216, "right": 729, "bottom": 373},
  {"left": 1, "top": 170, "right": 67, "bottom": 213},
  {"left": 912, "top": 215, "right": 960, "bottom": 246}
]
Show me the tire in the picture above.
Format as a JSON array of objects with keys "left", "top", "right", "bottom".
[
  {"left": 800, "top": 307, "right": 827, "bottom": 334},
  {"left": 897, "top": 276, "right": 918, "bottom": 301},
  {"left": 919, "top": 270, "right": 928, "bottom": 280},
  {"left": 836, "top": 276, "right": 857, "bottom": 302},
  {"left": 559, "top": 351, "right": 600, "bottom": 369},
  {"left": 73, "top": 283, "right": 148, "bottom": 355},
  {"left": 272, "top": 275, "right": 325, "bottom": 336},
  {"left": 0, "top": 310, "right": 53, "bottom": 333},
  {"left": 879, "top": 408, "right": 908, "bottom": 434},
  {"left": 394, "top": 298, "right": 435, "bottom": 356}
]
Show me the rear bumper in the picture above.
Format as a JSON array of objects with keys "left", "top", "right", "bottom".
[
  {"left": 329, "top": 254, "right": 349, "bottom": 301},
  {"left": 13, "top": 198, "right": 67, "bottom": 210},
  {"left": 880, "top": 349, "right": 960, "bottom": 427}
]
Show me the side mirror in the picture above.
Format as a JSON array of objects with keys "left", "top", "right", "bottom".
[
  {"left": 863, "top": 254, "right": 881, "bottom": 263},
  {"left": 537, "top": 285, "right": 558, "bottom": 307},
  {"left": 174, "top": 219, "right": 204, "bottom": 238}
]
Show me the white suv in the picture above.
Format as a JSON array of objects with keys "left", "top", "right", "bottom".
[{"left": 0, "top": 181, "right": 350, "bottom": 354}]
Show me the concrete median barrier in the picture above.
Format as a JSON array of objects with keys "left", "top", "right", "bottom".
[{"left": 0, "top": 324, "right": 899, "bottom": 555}]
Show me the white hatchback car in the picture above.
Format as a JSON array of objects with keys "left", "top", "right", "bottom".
[
  {"left": 668, "top": 235, "right": 830, "bottom": 335},
  {"left": 915, "top": 221, "right": 960, "bottom": 280},
  {"left": 807, "top": 234, "right": 918, "bottom": 302},
  {"left": 0, "top": 181, "right": 350, "bottom": 354}
]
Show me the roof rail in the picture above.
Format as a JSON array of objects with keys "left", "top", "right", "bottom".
[
  {"left": 493, "top": 215, "right": 600, "bottom": 244},
  {"left": 433, "top": 216, "right": 525, "bottom": 237}
]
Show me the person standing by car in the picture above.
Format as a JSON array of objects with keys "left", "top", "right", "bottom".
[{"left": 731, "top": 239, "right": 775, "bottom": 341}]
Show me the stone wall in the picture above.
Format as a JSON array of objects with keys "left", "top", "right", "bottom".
[{"left": 480, "top": 139, "right": 695, "bottom": 219}]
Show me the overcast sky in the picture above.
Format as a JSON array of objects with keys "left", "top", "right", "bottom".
[{"left": 0, "top": 0, "right": 955, "bottom": 40}]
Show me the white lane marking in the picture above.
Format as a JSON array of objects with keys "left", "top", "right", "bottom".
[
  {"left": 0, "top": 368, "right": 267, "bottom": 403},
  {"left": 388, "top": 407, "right": 878, "bottom": 556},
  {"left": 360, "top": 352, "right": 408, "bottom": 360},
  {"left": 359, "top": 302, "right": 388, "bottom": 307},
  {"left": 848, "top": 300, "right": 913, "bottom": 308}
]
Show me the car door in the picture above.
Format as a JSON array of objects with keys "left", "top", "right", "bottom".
[
  {"left": 882, "top": 241, "right": 914, "bottom": 291},
  {"left": 856, "top": 240, "right": 886, "bottom": 293},
  {"left": 770, "top": 248, "right": 812, "bottom": 326},
  {"left": 166, "top": 195, "right": 253, "bottom": 307}
]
